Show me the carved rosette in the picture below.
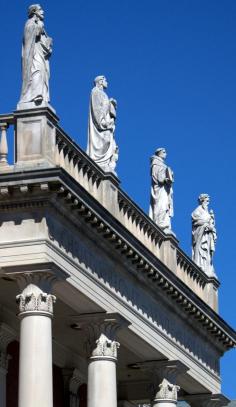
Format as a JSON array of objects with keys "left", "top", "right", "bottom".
[
  {"left": 91, "top": 333, "right": 120, "bottom": 360},
  {"left": 16, "top": 283, "right": 56, "bottom": 317},
  {"left": 154, "top": 378, "right": 180, "bottom": 402}
]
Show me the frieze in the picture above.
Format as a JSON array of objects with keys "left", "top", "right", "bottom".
[{"left": 47, "top": 217, "right": 220, "bottom": 374}]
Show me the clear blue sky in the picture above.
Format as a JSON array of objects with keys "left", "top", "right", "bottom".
[{"left": 1, "top": 0, "right": 236, "bottom": 399}]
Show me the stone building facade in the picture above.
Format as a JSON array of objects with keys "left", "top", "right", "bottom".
[{"left": 0, "top": 106, "right": 234, "bottom": 407}]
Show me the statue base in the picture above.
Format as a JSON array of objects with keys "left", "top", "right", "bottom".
[
  {"left": 16, "top": 100, "right": 56, "bottom": 114},
  {"left": 14, "top": 106, "right": 59, "bottom": 170}
]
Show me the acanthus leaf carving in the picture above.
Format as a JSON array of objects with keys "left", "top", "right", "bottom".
[
  {"left": 16, "top": 284, "right": 56, "bottom": 315},
  {"left": 91, "top": 333, "right": 120, "bottom": 359},
  {"left": 155, "top": 378, "right": 180, "bottom": 402}
]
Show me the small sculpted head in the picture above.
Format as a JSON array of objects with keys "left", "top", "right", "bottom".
[
  {"left": 28, "top": 4, "right": 44, "bottom": 20},
  {"left": 155, "top": 148, "right": 167, "bottom": 160},
  {"left": 198, "top": 193, "right": 210, "bottom": 209},
  {"left": 94, "top": 75, "right": 108, "bottom": 89}
]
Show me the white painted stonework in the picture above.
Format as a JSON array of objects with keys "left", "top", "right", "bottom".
[{"left": 0, "top": 5, "right": 234, "bottom": 407}]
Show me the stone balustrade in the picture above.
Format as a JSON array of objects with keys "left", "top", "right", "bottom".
[
  {"left": 0, "top": 114, "right": 14, "bottom": 170},
  {"left": 0, "top": 108, "right": 219, "bottom": 311}
]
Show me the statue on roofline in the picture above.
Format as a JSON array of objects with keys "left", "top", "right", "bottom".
[
  {"left": 192, "top": 193, "right": 217, "bottom": 276},
  {"left": 149, "top": 147, "right": 174, "bottom": 234},
  {"left": 87, "top": 75, "right": 118, "bottom": 175},
  {"left": 18, "top": 4, "right": 52, "bottom": 109}
]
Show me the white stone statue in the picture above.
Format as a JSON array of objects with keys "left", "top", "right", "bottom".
[
  {"left": 192, "top": 194, "right": 217, "bottom": 276},
  {"left": 18, "top": 4, "right": 52, "bottom": 109},
  {"left": 149, "top": 148, "right": 174, "bottom": 234},
  {"left": 87, "top": 76, "right": 118, "bottom": 174}
]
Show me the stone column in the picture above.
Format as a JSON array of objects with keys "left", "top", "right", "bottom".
[
  {"left": 151, "top": 361, "right": 187, "bottom": 407},
  {"left": 88, "top": 332, "right": 119, "bottom": 407},
  {"left": 16, "top": 273, "right": 56, "bottom": 407},
  {"left": 152, "top": 378, "right": 179, "bottom": 407},
  {"left": 74, "top": 313, "right": 128, "bottom": 407},
  {"left": 130, "top": 360, "right": 187, "bottom": 407},
  {"left": 0, "top": 323, "right": 16, "bottom": 407}
]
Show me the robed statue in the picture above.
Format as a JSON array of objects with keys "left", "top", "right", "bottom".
[
  {"left": 87, "top": 76, "right": 118, "bottom": 174},
  {"left": 18, "top": 4, "right": 52, "bottom": 109},
  {"left": 192, "top": 194, "right": 217, "bottom": 276},
  {"left": 149, "top": 148, "right": 174, "bottom": 234}
]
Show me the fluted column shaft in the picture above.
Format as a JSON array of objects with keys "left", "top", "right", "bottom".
[{"left": 17, "top": 280, "right": 56, "bottom": 407}]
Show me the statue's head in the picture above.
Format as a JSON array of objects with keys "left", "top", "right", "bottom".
[
  {"left": 198, "top": 193, "right": 210, "bottom": 207},
  {"left": 94, "top": 75, "right": 108, "bottom": 89},
  {"left": 28, "top": 4, "right": 44, "bottom": 20},
  {"left": 155, "top": 147, "right": 167, "bottom": 160}
]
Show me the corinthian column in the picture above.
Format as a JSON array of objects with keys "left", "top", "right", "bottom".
[
  {"left": 152, "top": 378, "right": 179, "bottom": 407},
  {"left": 88, "top": 332, "right": 120, "bottom": 407},
  {"left": 16, "top": 273, "right": 56, "bottom": 407},
  {"left": 73, "top": 313, "right": 129, "bottom": 407}
]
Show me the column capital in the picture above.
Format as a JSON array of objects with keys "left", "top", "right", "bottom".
[
  {"left": 90, "top": 333, "right": 120, "bottom": 361},
  {"left": 71, "top": 312, "right": 130, "bottom": 360},
  {"left": 129, "top": 359, "right": 188, "bottom": 384},
  {"left": 129, "top": 360, "right": 187, "bottom": 402},
  {"left": 16, "top": 285, "right": 56, "bottom": 317},
  {"left": 184, "top": 394, "right": 230, "bottom": 407},
  {"left": 154, "top": 378, "right": 180, "bottom": 403},
  {"left": 15, "top": 272, "right": 58, "bottom": 317}
]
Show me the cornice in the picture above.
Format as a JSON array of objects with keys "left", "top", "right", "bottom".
[{"left": 0, "top": 168, "right": 235, "bottom": 351}]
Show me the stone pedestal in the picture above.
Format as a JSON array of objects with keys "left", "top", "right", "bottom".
[
  {"left": 14, "top": 107, "right": 59, "bottom": 169},
  {"left": 16, "top": 273, "right": 56, "bottom": 407}
]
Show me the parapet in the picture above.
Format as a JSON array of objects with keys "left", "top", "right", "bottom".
[{"left": 0, "top": 107, "right": 220, "bottom": 312}]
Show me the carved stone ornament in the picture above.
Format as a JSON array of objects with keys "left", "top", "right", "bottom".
[
  {"left": 154, "top": 378, "right": 180, "bottom": 402},
  {"left": 16, "top": 283, "right": 56, "bottom": 316},
  {"left": 0, "top": 351, "right": 10, "bottom": 371},
  {"left": 91, "top": 333, "right": 120, "bottom": 359},
  {"left": 69, "top": 368, "right": 83, "bottom": 407}
]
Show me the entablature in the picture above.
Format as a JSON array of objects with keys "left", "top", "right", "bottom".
[{"left": 0, "top": 168, "right": 234, "bottom": 354}]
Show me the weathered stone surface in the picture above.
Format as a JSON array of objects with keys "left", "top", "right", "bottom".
[
  {"left": 87, "top": 76, "right": 118, "bottom": 174},
  {"left": 149, "top": 148, "right": 174, "bottom": 234},
  {"left": 192, "top": 194, "right": 217, "bottom": 277},
  {"left": 18, "top": 5, "right": 53, "bottom": 110}
]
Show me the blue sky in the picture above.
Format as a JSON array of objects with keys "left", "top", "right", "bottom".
[{"left": 1, "top": 0, "right": 236, "bottom": 399}]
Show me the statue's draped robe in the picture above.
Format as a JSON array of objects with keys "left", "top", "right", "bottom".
[
  {"left": 192, "top": 205, "right": 216, "bottom": 275},
  {"left": 149, "top": 156, "right": 173, "bottom": 230},
  {"left": 87, "top": 86, "right": 117, "bottom": 171},
  {"left": 20, "top": 17, "right": 51, "bottom": 104}
]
